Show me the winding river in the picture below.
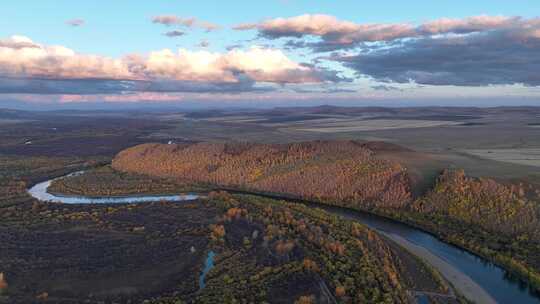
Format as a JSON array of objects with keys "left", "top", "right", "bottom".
[
  {"left": 27, "top": 175, "right": 540, "bottom": 304},
  {"left": 28, "top": 173, "right": 199, "bottom": 204}
]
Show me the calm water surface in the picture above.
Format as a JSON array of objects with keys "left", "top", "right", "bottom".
[
  {"left": 28, "top": 176, "right": 198, "bottom": 204},
  {"left": 325, "top": 206, "right": 540, "bottom": 304},
  {"left": 27, "top": 175, "right": 540, "bottom": 303},
  {"left": 199, "top": 251, "right": 216, "bottom": 290}
]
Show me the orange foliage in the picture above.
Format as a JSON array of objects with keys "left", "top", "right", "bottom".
[
  {"left": 36, "top": 292, "right": 49, "bottom": 300},
  {"left": 0, "top": 273, "right": 7, "bottom": 291},
  {"left": 415, "top": 169, "right": 540, "bottom": 241},
  {"left": 275, "top": 240, "right": 295, "bottom": 255},
  {"left": 225, "top": 207, "right": 247, "bottom": 220},
  {"left": 302, "top": 258, "right": 319, "bottom": 273},
  {"left": 326, "top": 241, "right": 345, "bottom": 255},
  {"left": 335, "top": 285, "right": 346, "bottom": 298},
  {"left": 112, "top": 141, "right": 412, "bottom": 210},
  {"left": 295, "top": 295, "right": 315, "bottom": 304},
  {"left": 210, "top": 224, "right": 226, "bottom": 241}
]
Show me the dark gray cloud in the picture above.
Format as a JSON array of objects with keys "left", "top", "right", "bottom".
[
  {"left": 152, "top": 15, "right": 219, "bottom": 32},
  {"left": 141, "top": 77, "right": 273, "bottom": 94},
  {"left": 152, "top": 16, "right": 196, "bottom": 27},
  {"left": 292, "top": 87, "right": 357, "bottom": 94},
  {"left": 239, "top": 14, "right": 540, "bottom": 54},
  {"left": 226, "top": 44, "right": 243, "bottom": 51},
  {"left": 371, "top": 85, "right": 403, "bottom": 92},
  {"left": 0, "top": 77, "right": 136, "bottom": 95},
  {"left": 296, "top": 63, "right": 352, "bottom": 84},
  {"left": 0, "top": 66, "right": 345, "bottom": 94},
  {"left": 0, "top": 76, "right": 273, "bottom": 95},
  {"left": 197, "top": 40, "right": 209, "bottom": 48},
  {"left": 337, "top": 29, "right": 540, "bottom": 86},
  {"left": 164, "top": 30, "right": 185, "bottom": 37}
]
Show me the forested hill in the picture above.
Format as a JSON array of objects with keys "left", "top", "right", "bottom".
[{"left": 112, "top": 141, "right": 412, "bottom": 209}]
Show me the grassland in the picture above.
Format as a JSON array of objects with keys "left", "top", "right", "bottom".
[
  {"left": 167, "top": 106, "right": 540, "bottom": 181},
  {"left": 462, "top": 148, "right": 540, "bottom": 167},
  {"left": 284, "top": 119, "right": 462, "bottom": 133}
]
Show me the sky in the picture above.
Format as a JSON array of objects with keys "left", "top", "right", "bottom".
[{"left": 1, "top": 0, "right": 539, "bottom": 108}]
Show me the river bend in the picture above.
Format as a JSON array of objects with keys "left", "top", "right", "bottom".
[{"left": 27, "top": 174, "right": 540, "bottom": 304}]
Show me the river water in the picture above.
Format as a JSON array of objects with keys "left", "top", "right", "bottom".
[
  {"left": 199, "top": 251, "right": 216, "bottom": 290},
  {"left": 26, "top": 175, "right": 540, "bottom": 303},
  {"left": 325, "top": 206, "right": 540, "bottom": 304},
  {"left": 28, "top": 177, "right": 199, "bottom": 204}
]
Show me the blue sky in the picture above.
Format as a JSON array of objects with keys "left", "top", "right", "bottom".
[
  {"left": 0, "top": 0, "right": 539, "bottom": 107},
  {"left": 2, "top": 0, "right": 538, "bottom": 55}
]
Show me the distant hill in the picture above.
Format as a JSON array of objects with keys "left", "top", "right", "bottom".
[
  {"left": 112, "top": 141, "right": 413, "bottom": 209},
  {"left": 0, "top": 108, "right": 35, "bottom": 119}
]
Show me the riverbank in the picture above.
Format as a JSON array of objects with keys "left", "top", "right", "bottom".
[
  {"left": 384, "top": 232, "right": 496, "bottom": 304},
  {"left": 9, "top": 178, "right": 449, "bottom": 303},
  {"left": 28, "top": 174, "right": 540, "bottom": 303},
  {"left": 28, "top": 179, "right": 199, "bottom": 204},
  {"left": 375, "top": 208, "right": 540, "bottom": 296},
  {"left": 218, "top": 186, "right": 540, "bottom": 299}
]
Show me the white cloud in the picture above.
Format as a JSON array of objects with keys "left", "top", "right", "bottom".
[
  {"left": 0, "top": 36, "right": 131, "bottom": 79},
  {"left": 0, "top": 36, "right": 337, "bottom": 94},
  {"left": 127, "top": 47, "right": 325, "bottom": 84}
]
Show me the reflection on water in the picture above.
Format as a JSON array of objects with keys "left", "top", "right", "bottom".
[
  {"left": 26, "top": 175, "right": 540, "bottom": 303},
  {"left": 27, "top": 178, "right": 199, "bottom": 204},
  {"left": 199, "top": 251, "right": 216, "bottom": 290},
  {"left": 324, "top": 206, "right": 540, "bottom": 304},
  {"left": 416, "top": 295, "right": 429, "bottom": 304}
]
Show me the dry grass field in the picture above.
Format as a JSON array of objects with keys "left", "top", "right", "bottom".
[
  {"left": 0, "top": 119, "right": 28, "bottom": 125},
  {"left": 158, "top": 107, "right": 540, "bottom": 182},
  {"left": 289, "top": 119, "right": 463, "bottom": 133},
  {"left": 462, "top": 148, "right": 540, "bottom": 167}
]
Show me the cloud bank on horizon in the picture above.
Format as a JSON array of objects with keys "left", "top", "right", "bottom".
[
  {"left": 0, "top": 35, "right": 341, "bottom": 95},
  {"left": 237, "top": 14, "right": 540, "bottom": 86},
  {"left": 1, "top": 11, "right": 540, "bottom": 104}
]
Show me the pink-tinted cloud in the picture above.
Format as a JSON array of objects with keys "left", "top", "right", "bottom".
[
  {"left": 235, "top": 14, "right": 539, "bottom": 51},
  {"left": 66, "top": 19, "right": 85, "bottom": 27},
  {"left": 417, "top": 15, "right": 520, "bottom": 34},
  {"left": 234, "top": 14, "right": 361, "bottom": 37},
  {"left": 0, "top": 36, "right": 132, "bottom": 80},
  {"left": 152, "top": 15, "right": 219, "bottom": 32},
  {"left": 58, "top": 93, "right": 185, "bottom": 103},
  {"left": 234, "top": 14, "right": 414, "bottom": 41},
  {"left": 152, "top": 15, "right": 196, "bottom": 27},
  {"left": 126, "top": 47, "right": 332, "bottom": 84},
  {"left": 0, "top": 35, "right": 40, "bottom": 49},
  {"left": 0, "top": 36, "right": 340, "bottom": 94}
]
